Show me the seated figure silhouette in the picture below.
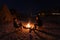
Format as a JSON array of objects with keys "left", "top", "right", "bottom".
[
  {"left": 13, "top": 18, "right": 20, "bottom": 31},
  {"left": 35, "top": 14, "right": 43, "bottom": 29}
]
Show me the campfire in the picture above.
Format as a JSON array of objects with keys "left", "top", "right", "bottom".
[
  {"left": 25, "top": 22, "right": 34, "bottom": 29},
  {"left": 26, "top": 23, "right": 31, "bottom": 29},
  {"left": 21, "top": 22, "right": 34, "bottom": 33}
]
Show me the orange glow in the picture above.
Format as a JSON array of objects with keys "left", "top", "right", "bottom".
[
  {"left": 21, "top": 22, "right": 34, "bottom": 33},
  {"left": 25, "top": 22, "right": 34, "bottom": 29},
  {"left": 22, "top": 22, "right": 34, "bottom": 29},
  {"left": 26, "top": 23, "right": 31, "bottom": 28}
]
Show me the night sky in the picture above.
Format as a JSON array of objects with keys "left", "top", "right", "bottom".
[{"left": 0, "top": 0, "right": 60, "bottom": 14}]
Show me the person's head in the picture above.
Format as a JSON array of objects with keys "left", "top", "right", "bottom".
[
  {"left": 36, "top": 16, "right": 38, "bottom": 20},
  {"left": 38, "top": 13, "right": 40, "bottom": 16}
]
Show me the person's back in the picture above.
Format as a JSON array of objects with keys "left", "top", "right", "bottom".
[
  {"left": 37, "top": 18, "right": 42, "bottom": 27},
  {"left": 13, "top": 18, "right": 19, "bottom": 28},
  {"left": 36, "top": 15, "right": 43, "bottom": 27}
]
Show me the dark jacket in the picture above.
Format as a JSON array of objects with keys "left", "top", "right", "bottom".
[
  {"left": 36, "top": 15, "right": 43, "bottom": 27},
  {"left": 13, "top": 20, "right": 19, "bottom": 28}
]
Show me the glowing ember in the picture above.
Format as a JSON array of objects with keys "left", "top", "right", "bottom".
[{"left": 26, "top": 23, "right": 31, "bottom": 28}]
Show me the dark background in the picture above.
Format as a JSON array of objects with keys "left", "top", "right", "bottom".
[{"left": 0, "top": 0, "right": 60, "bottom": 14}]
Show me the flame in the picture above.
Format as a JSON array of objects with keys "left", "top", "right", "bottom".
[{"left": 26, "top": 23, "right": 31, "bottom": 28}]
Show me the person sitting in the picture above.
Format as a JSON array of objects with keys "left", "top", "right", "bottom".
[
  {"left": 35, "top": 15, "right": 43, "bottom": 28},
  {"left": 13, "top": 18, "right": 20, "bottom": 31}
]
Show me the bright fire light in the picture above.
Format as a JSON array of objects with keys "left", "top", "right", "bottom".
[{"left": 26, "top": 23, "right": 31, "bottom": 28}]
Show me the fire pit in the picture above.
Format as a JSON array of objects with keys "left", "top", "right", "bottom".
[
  {"left": 26, "top": 23, "right": 31, "bottom": 29},
  {"left": 22, "top": 22, "right": 34, "bottom": 29}
]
